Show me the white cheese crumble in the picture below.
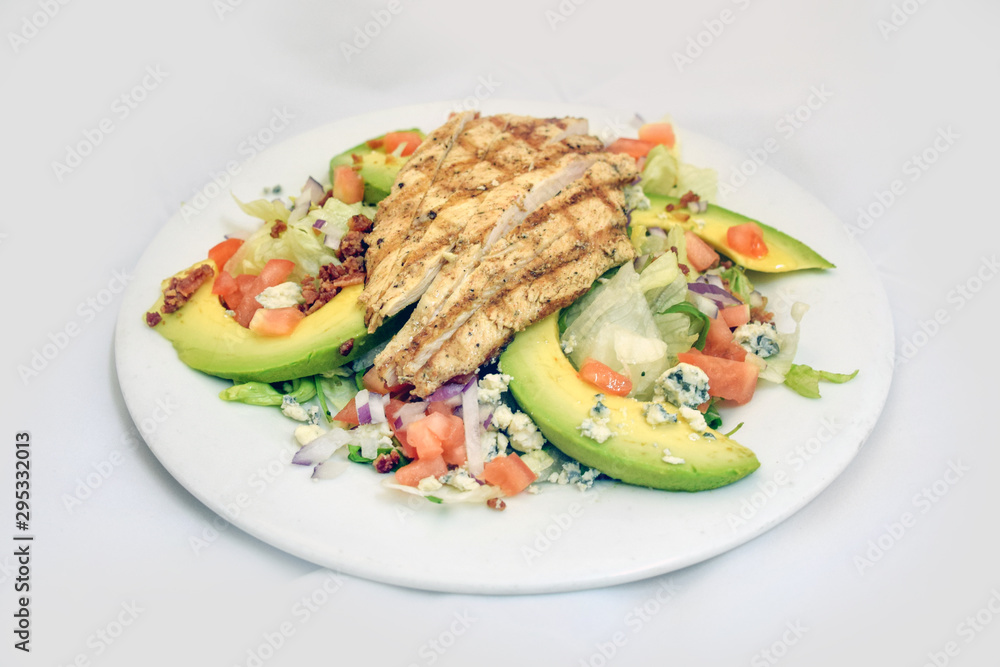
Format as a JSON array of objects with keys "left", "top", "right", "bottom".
[
  {"left": 579, "top": 418, "right": 612, "bottom": 443},
  {"left": 546, "top": 462, "right": 601, "bottom": 490},
  {"left": 644, "top": 402, "right": 678, "bottom": 426},
  {"left": 353, "top": 422, "right": 393, "bottom": 459},
  {"left": 256, "top": 282, "right": 305, "bottom": 309},
  {"left": 590, "top": 394, "right": 610, "bottom": 420},
  {"left": 654, "top": 363, "right": 710, "bottom": 409},
  {"left": 491, "top": 404, "right": 514, "bottom": 430},
  {"left": 294, "top": 424, "right": 326, "bottom": 446},
  {"left": 519, "top": 449, "right": 555, "bottom": 477},
  {"left": 478, "top": 373, "right": 512, "bottom": 405},
  {"left": 679, "top": 406, "right": 708, "bottom": 432},
  {"left": 507, "top": 412, "right": 544, "bottom": 451},
  {"left": 439, "top": 468, "right": 480, "bottom": 492},
  {"left": 482, "top": 430, "right": 509, "bottom": 461},
  {"left": 281, "top": 396, "right": 319, "bottom": 423},
  {"left": 561, "top": 333, "right": 578, "bottom": 355},
  {"left": 734, "top": 322, "right": 780, "bottom": 358},
  {"left": 417, "top": 476, "right": 443, "bottom": 492},
  {"left": 662, "top": 447, "right": 686, "bottom": 465},
  {"left": 624, "top": 183, "right": 651, "bottom": 211}
]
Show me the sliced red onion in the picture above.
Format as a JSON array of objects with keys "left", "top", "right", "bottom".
[
  {"left": 312, "top": 218, "right": 326, "bottom": 230},
  {"left": 303, "top": 176, "right": 325, "bottom": 205},
  {"left": 293, "top": 429, "right": 352, "bottom": 466},
  {"left": 426, "top": 381, "right": 466, "bottom": 402},
  {"left": 697, "top": 273, "right": 726, "bottom": 290},
  {"left": 462, "top": 380, "right": 484, "bottom": 477},
  {"left": 688, "top": 282, "right": 742, "bottom": 308},
  {"left": 648, "top": 227, "right": 667, "bottom": 238},
  {"left": 687, "top": 291, "right": 719, "bottom": 319},
  {"left": 312, "top": 459, "right": 349, "bottom": 480},
  {"left": 483, "top": 411, "right": 493, "bottom": 430},
  {"left": 395, "top": 402, "right": 429, "bottom": 429},
  {"left": 323, "top": 227, "right": 345, "bottom": 250},
  {"left": 355, "top": 389, "right": 371, "bottom": 424},
  {"left": 368, "top": 392, "right": 388, "bottom": 424}
]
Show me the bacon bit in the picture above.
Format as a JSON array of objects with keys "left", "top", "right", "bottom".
[
  {"left": 348, "top": 214, "right": 373, "bottom": 232},
  {"left": 366, "top": 139, "right": 383, "bottom": 149},
  {"left": 486, "top": 498, "right": 506, "bottom": 511},
  {"left": 351, "top": 153, "right": 363, "bottom": 164},
  {"left": 339, "top": 338, "right": 355, "bottom": 356},
  {"left": 669, "top": 245, "right": 678, "bottom": 255},
  {"left": 678, "top": 263, "right": 690, "bottom": 276},
  {"left": 270, "top": 220, "right": 287, "bottom": 238},
  {"left": 145, "top": 311, "right": 162, "bottom": 327},
  {"left": 672, "top": 212, "right": 690, "bottom": 222},
  {"left": 374, "top": 450, "right": 400, "bottom": 473},
  {"left": 338, "top": 231, "right": 366, "bottom": 260},
  {"left": 161, "top": 264, "right": 214, "bottom": 314},
  {"left": 317, "top": 189, "right": 334, "bottom": 207},
  {"left": 678, "top": 190, "right": 700, "bottom": 207},
  {"left": 665, "top": 203, "right": 675, "bottom": 211},
  {"left": 720, "top": 259, "right": 734, "bottom": 269}
]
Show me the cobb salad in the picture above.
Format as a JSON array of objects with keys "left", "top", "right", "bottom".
[{"left": 144, "top": 115, "right": 857, "bottom": 510}]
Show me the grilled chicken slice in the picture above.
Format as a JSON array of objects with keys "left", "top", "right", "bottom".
[
  {"left": 362, "top": 115, "right": 599, "bottom": 332},
  {"left": 396, "top": 156, "right": 637, "bottom": 395}
]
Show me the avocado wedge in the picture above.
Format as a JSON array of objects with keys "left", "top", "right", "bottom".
[
  {"left": 147, "top": 261, "right": 387, "bottom": 383},
  {"left": 500, "top": 314, "right": 760, "bottom": 492},
  {"left": 632, "top": 195, "right": 834, "bottom": 272}
]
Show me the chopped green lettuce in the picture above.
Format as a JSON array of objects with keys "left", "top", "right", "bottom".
[
  {"left": 784, "top": 364, "right": 859, "bottom": 398},
  {"left": 640, "top": 145, "right": 718, "bottom": 202}
]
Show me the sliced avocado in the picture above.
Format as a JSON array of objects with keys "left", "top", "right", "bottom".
[
  {"left": 147, "top": 261, "right": 390, "bottom": 383},
  {"left": 632, "top": 195, "right": 835, "bottom": 272},
  {"left": 329, "top": 129, "right": 425, "bottom": 205},
  {"left": 500, "top": 314, "right": 759, "bottom": 492}
]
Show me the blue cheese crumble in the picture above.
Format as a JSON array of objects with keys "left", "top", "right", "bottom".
[
  {"left": 644, "top": 402, "right": 678, "bottom": 426},
  {"left": 547, "top": 462, "right": 601, "bottom": 490},
  {"left": 353, "top": 422, "right": 393, "bottom": 459},
  {"left": 281, "top": 396, "right": 319, "bottom": 423},
  {"left": 482, "top": 430, "right": 509, "bottom": 461},
  {"left": 734, "top": 322, "right": 780, "bottom": 358},
  {"left": 679, "top": 406, "right": 708, "bottom": 433},
  {"left": 478, "top": 373, "right": 512, "bottom": 405},
  {"left": 561, "top": 333, "right": 578, "bottom": 355},
  {"left": 439, "top": 468, "right": 481, "bottom": 492},
  {"left": 256, "top": 282, "right": 305, "bottom": 309},
  {"left": 590, "top": 394, "right": 611, "bottom": 420},
  {"left": 294, "top": 424, "right": 326, "bottom": 446},
  {"left": 417, "top": 476, "right": 443, "bottom": 492},
  {"left": 507, "top": 412, "right": 544, "bottom": 451},
  {"left": 654, "top": 363, "right": 710, "bottom": 409},
  {"left": 579, "top": 418, "right": 612, "bottom": 443},
  {"left": 624, "top": 183, "right": 651, "bottom": 211},
  {"left": 661, "top": 447, "right": 686, "bottom": 465}
]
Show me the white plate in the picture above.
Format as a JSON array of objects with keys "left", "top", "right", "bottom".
[{"left": 115, "top": 100, "right": 893, "bottom": 594}]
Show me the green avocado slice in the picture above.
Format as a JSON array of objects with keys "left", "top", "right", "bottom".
[
  {"left": 147, "top": 261, "right": 390, "bottom": 383},
  {"left": 500, "top": 314, "right": 760, "bottom": 492},
  {"left": 632, "top": 195, "right": 834, "bottom": 272}
]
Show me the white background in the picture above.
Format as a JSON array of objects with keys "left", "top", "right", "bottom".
[{"left": 2, "top": 0, "right": 999, "bottom": 665}]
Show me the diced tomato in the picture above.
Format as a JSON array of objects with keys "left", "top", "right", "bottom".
[
  {"left": 720, "top": 304, "right": 751, "bottom": 329},
  {"left": 362, "top": 366, "right": 410, "bottom": 395},
  {"left": 233, "top": 290, "right": 263, "bottom": 327},
  {"left": 677, "top": 348, "right": 759, "bottom": 405},
  {"left": 424, "top": 412, "right": 466, "bottom": 466},
  {"left": 726, "top": 222, "right": 768, "bottom": 259},
  {"left": 702, "top": 315, "right": 747, "bottom": 361},
  {"left": 482, "top": 454, "right": 537, "bottom": 496},
  {"left": 333, "top": 399, "right": 360, "bottom": 426},
  {"left": 208, "top": 238, "right": 243, "bottom": 271},
  {"left": 427, "top": 402, "right": 454, "bottom": 417},
  {"left": 383, "top": 131, "right": 423, "bottom": 157},
  {"left": 248, "top": 307, "right": 304, "bottom": 336},
  {"left": 258, "top": 258, "right": 295, "bottom": 287},
  {"left": 333, "top": 165, "right": 365, "bottom": 204},
  {"left": 606, "top": 137, "right": 655, "bottom": 159},
  {"left": 684, "top": 231, "right": 720, "bottom": 272},
  {"left": 407, "top": 417, "right": 444, "bottom": 460},
  {"left": 211, "top": 269, "right": 237, "bottom": 297},
  {"left": 394, "top": 455, "right": 448, "bottom": 487},
  {"left": 638, "top": 122, "right": 676, "bottom": 149},
  {"left": 235, "top": 273, "right": 258, "bottom": 293},
  {"left": 578, "top": 358, "right": 632, "bottom": 396}
]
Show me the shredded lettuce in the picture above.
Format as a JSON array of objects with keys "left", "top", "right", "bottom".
[
  {"left": 758, "top": 303, "right": 809, "bottom": 383},
  {"left": 784, "top": 365, "right": 859, "bottom": 398},
  {"left": 224, "top": 195, "right": 374, "bottom": 282},
  {"left": 658, "top": 302, "right": 707, "bottom": 351},
  {"left": 720, "top": 265, "right": 755, "bottom": 304},
  {"left": 640, "top": 145, "right": 718, "bottom": 202},
  {"left": 220, "top": 377, "right": 316, "bottom": 406}
]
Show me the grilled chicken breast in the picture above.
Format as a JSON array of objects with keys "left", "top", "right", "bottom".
[{"left": 361, "top": 114, "right": 638, "bottom": 396}]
